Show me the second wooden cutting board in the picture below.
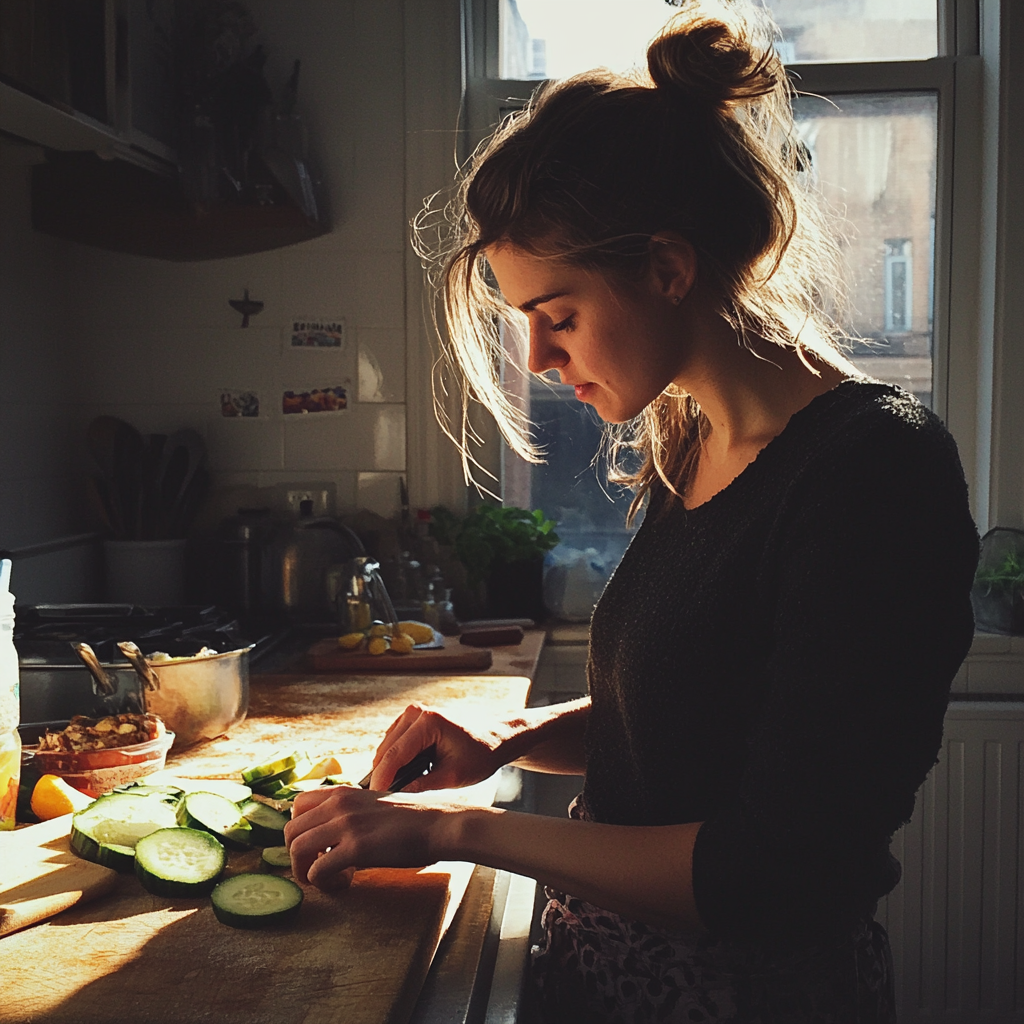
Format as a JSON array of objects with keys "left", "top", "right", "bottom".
[
  {"left": 305, "top": 638, "right": 493, "bottom": 673},
  {"left": 0, "top": 814, "right": 118, "bottom": 937}
]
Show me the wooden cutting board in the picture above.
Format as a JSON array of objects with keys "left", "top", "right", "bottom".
[
  {"left": 0, "top": 814, "right": 118, "bottom": 938},
  {"left": 305, "top": 638, "right": 493, "bottom": 673},
  {"left": 0, "top": 859, "right": 453, "bottom": 1024}
]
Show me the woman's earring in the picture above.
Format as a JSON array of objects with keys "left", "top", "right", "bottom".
[{"left": 672, "top": 295, "right": 682, "bottom": 306}]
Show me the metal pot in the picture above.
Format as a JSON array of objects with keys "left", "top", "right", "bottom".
[
  {"left": 266, "top": 506, "right": 364, "bottom": 622},
  {"left": 116, "top": 642, "right": 252, "bottom": 750}
]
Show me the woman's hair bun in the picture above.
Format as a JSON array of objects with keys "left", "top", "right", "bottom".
[{"left": 647, "top": 2, "right": 784, "bottom": 112}]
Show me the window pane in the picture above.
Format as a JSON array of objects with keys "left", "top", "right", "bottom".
[
  {"left": 500, "top": 0, "right": 938, "bottom": 80},
  {"left": 793, "top": 92, "right": 938, "bottom": 407},
  {"left": 527, "top": 381, "right": 639, "bottom": 585}
]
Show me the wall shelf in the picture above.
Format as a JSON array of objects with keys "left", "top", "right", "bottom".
[{"left": 32, "top": 152, "right": 328, "bottom": 261}]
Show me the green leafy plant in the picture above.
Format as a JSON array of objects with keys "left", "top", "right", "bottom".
[
  {"left": 429, "top": 505, "right": 559, "bottom": 585},
  {"left": 975, "top": 549, "right": 1024, "bottom": 593}
]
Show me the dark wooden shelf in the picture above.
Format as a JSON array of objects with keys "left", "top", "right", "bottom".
[{"left": 32, "top": 152, "right": 328, "bottom": 261}]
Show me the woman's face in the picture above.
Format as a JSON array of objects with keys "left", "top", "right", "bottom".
[{"left": 486, "top": 244, "right": 690, "bottom": 424}]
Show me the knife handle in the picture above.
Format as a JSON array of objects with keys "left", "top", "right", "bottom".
[{"left": 358, "top": 743, "right": 438, "bottom": 793}]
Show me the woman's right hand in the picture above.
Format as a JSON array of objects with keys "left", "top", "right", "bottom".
[{"left": 367, "top": 702, "right": 511, "bottom": 792}]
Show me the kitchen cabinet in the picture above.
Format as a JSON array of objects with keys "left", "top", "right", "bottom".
[
  {"left": 0, "top": 2, "right": 328, "bottom": 260},
  {"left": 31, "top": 151, "right": 328, "bottom": 261},
  {"left": 0, "top": 634, "right": 543, "bottom": 1024}
]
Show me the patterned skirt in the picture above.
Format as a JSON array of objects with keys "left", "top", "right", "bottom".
[
  {"left": 527, "top": 891, "right": 897, "bottom": 1024},
  {"left": 525, "top": 797, "right": 897, "bottom": 1023}
]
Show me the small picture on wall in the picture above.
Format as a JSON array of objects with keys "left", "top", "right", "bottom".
[
  {"left": 290, "top": 318, "right": 346, "bottom": 349},
  {"left": 220, "top": 390, "right": 261, "bottom": 417},
  {"left": 282, "top": 385, "right": 348, "bottom": 415}
]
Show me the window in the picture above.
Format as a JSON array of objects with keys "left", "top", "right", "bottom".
[
  {"left": 885, "top": 239, "right": 914, "bottom": 334},
  {"left": 465, "top": 0, "right": 987, "bottom": 559}
]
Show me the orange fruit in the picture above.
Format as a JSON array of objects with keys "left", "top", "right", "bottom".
[{"left": 30, "top": 774, "right": 93, "bottom": 820}]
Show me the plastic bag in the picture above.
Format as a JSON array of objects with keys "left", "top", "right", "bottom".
[{"left": 543, "top": 547, "right": 610, "bottom": 622}]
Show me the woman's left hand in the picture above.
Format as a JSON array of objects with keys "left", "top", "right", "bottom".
[{"left": 284, "top": 784, "right": 451, "bottom": 890}]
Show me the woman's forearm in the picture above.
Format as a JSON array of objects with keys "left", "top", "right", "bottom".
[
  {"left": 502, "top": 696, "right": 590, "bottom": 775},
  {"left": 442, "top": 804, "right": 705, "bottom": 931}
]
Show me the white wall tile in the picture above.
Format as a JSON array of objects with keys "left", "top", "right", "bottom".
[
  {"left": 372, "top": 404, "right": 406, "bottom": 469},
  {"left": 207, "top": 415, "right": 284, "bottom": 473},
  {"left": 67, "top": 328, "right": 154, "bottom": 406},
  {"left": 148, "top": 327, "right": 283, "bottom": 406},
  {"left": 68, "top": 250, "right": 285, "bottom": 332},
  {"left": 357, "top": 471, "right": 404, "bottom": 517},
  {"left": 279, "top": 250, "right": 358, "bottom": 325},
  {"left": 357, "top": 327, "right": 405, "bottom": 403},
  {"left": 355, "top": 253, "right": 406, "bottom": 329},
  {"left": 282, "top": 404, "right": 405, "bottom": 472}
]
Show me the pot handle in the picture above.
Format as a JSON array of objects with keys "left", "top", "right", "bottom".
[
  {"left": 73, "top": 642, "right": 117, "bottom": 697},
  {"left": 117, "top": 641, "right": 161, "bottom": 692}
]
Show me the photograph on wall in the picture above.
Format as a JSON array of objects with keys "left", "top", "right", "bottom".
[
  {"left": 282, "top": 384, "right": 349, "bottom": 415},
  {"left": 220, "top": 390, "right": 261, "bottom": 417},
  {"left": 290, "top": 318, "right": 346, "bottom": 349}
]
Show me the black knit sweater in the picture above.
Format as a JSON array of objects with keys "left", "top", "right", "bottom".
[{"left": 582, "top": 380, "right": 979, "bottom": 942}]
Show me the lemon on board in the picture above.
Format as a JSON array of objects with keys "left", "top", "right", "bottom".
[{"left": 30, "top": 774, "right": 93, "bottom": 820}]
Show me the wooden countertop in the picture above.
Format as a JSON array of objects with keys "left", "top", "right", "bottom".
[{"left": 0, "top": 633, "right": 542, "bottom": 1024}]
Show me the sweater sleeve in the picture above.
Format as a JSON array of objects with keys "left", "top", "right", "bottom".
[{"left": 690, "top": 411, "right": 979, "bottom": 941}]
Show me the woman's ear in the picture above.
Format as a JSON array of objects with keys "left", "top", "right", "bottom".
[{"left": 648, "top": 232, "right": 698, "bottom": 306}]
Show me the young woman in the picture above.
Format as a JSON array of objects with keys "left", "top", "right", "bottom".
[{"left": 285, "top": 2, "right": 979, "bottom": 1019}]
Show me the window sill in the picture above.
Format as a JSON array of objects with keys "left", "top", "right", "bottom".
[{"left": 542, "top": 626, "right": 1024, "bottom": 696}]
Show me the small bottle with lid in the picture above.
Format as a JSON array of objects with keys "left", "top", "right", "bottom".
[{"left": 0, "top": 558, "right": 21, "bottom": 830}]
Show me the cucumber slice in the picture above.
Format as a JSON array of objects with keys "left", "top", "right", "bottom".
[
  {"left": 135, "top": 827, "right": 226, "bottom": 897},
  {"left": 260, "top": 846, "right": 292, "bottom": 870},
  {"left": 241, "top": 751, "right": 304, "bottom": 785},
  {"left": 239, "top": 800, "right": 288, "bottom": 846},
  {"left": 210, "top": 873, "right": 303, "bottom": 929},
  {"left": 71, "top": 793, "right": 179, "bottom": 872},
  {"left": 178, "top": 779, "right": 252, "bottom": 804},
  {"left": 153, "top": 778, "right": 252, "bottom": 803},
  {"left": 177, "top": 792, "right": 254, "bottom": 850},
  {"left": 112, "top": 783, "right": 184, "bottom": 801}
]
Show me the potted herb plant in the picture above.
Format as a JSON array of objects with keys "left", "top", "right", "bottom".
[
  {"left": 430, "top": 505, "right": 559, "bottom": 622},
  {"left": 972, "top": 527, "right": 1024, "bottom": 635}
]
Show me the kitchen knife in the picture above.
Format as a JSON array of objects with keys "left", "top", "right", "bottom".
[{"left": 358, "top": 744, "right": 437, "bottom": 793}]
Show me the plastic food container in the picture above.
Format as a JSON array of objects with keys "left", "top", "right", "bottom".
[{"left": 24, "top": 730, "right": 175, "bottom": 796}]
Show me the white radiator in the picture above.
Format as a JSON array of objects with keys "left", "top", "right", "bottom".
[{"left": 878, "top": 703, "right": 1024, "bottom": 1022}]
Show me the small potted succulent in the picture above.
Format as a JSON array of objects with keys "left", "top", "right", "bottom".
[{"left": 430, "top": 505, "right": 559, "bottom": 622}]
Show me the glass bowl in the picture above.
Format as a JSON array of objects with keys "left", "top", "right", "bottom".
[{"left": 24, "top": 730, "right": 175, "bottom": 796}]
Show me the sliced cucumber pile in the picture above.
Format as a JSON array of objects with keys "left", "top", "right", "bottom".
[
  {"left": 71, "top": 793, "right": 180, "bottom": 872},
  {"left": 239, "top": 800, "right": 288, "bottom": 846},
  {"left": 239, "top": 750, "right": 315, "bottom": 799},
  {"left": 135, "top": 827, "right": 226, "bottom": 897},
  {"left": 210, "top": 873, "right": 303, "bottom": 929},
  {"left": 177, "top": 792, "right": 253, "bottom": 850}
]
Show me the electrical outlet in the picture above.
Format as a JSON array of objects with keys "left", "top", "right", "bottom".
[{"left": 285, "top": 489, "right": 332, "bottom": 515}]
